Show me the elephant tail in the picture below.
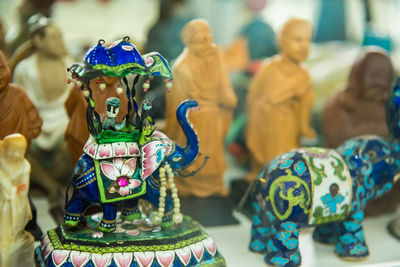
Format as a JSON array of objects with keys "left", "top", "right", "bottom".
[
  {"left": 236, "top": 179, "right": 260, "bottom": 212},
  {"left": 64, "top": 181, "right": 73, "bottom": 207}
]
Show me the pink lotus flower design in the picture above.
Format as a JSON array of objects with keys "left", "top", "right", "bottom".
[
  {"left": 100, "top": 158, "right": 141, "bottom": 196},
  {"left": 92, "top": 231, "right": 104, "bottom": 238}
]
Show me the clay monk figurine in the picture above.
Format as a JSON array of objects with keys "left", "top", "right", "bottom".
[
  {"left": 245, "top": 18, "right": 315, "bottom": 182},
  {"left": 164, "top": 19, "right": 237, "bottom": 197},
  {"left": 0, "top": 50, "right": 42, "bottom": 145},
  {"left": 322, "top": 48, "right": 395, "bottom": 148},
  {"left": 322, "top": 48, "right": 397, "bottom": 217},
  {"left": 0, "top": 134, "right": 35, "bottom": 267}
]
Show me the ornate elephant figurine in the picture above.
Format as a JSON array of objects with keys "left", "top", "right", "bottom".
[
  {"left": 249, "top": 78, "right": 400, "bottom": 266},
  {"left": 63, "top": 99, "right": 200, "bottom": 232}
]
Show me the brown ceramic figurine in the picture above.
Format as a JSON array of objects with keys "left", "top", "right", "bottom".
[
  {"left": 322, "top": 48, "right": 395, "bottom": 148},
  {"left": 322, "top": 48, "right": 399, "bottom": 217},
  {"left": 0, "top": 134, "right": 35, "bottom": 267},
  {"left": 164, "top": 19, "right": 237, "bottom": 197},
  {"left": 245, "top": 18, "right": 315, "bottom": 182},
  {"left": 0, "top": 50, "right": 42, "bottom": 145},
  {"left": 65, "top": 76, "right": 129, "bottom": 165}
]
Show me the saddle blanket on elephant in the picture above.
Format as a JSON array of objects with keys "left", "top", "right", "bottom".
[
  {"left": 94, "top": 157, "right": 146, "bottom": 203},
  {"left": 299, "top": 148, "right": 353, "bottom": 225},
  {"left": 264, "top": 147, "right": 353, "bottom": 226},
  {"left": 86, "top": 130, "right": 174, "bottom": 203}
]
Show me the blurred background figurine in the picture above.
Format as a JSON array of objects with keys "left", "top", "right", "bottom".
[
  {"left": 12, "top": 14, "right": 72, "bottom": 216},
  {"left": 0, "top": 134, "right": 35, "bottom": 267},
  {"left": 245, "top": 18, "right": 315, "bottom": 182},
  {"left": 6, "top": 0, "right": 55, "bottom": 55},
  {"left": 164, "top": 19, "right": 237, "bottom": 197},
  {"left": 0, "top": 50, "right": 42, "bottom": 144},
  {"left": 322, "top": 48, "right": 395, "bottom": 148},
  {"left": 141, "top": 0, "right": 193, "bottom": 121},
  {"left": 322, "top": 48, "right": 398, "bottom": 217},
  {"left": 237, "top": 0, "right": 277, "bottom": 65}
]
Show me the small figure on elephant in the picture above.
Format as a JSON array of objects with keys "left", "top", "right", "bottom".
[{"left": 248, "top": 77, "right": 400, "bottom": 267}]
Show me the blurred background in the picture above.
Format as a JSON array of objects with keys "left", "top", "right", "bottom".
[
  {"left": 2, "top": 0, "right": 400, "bottom": 201},
  {"left": 2, "top": 0, "right": 400, "bottom": 193},
  {"left": 1, "top": 0, "right": 399, "bottom": 116}
]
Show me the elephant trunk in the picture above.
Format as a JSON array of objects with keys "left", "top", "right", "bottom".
[{"left": 166, "top": 99, "right": 200, "bottom": 170}]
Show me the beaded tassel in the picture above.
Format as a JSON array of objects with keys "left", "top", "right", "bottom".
[{"left": 152, "top": 163, "right": 183, "bottom": 226}]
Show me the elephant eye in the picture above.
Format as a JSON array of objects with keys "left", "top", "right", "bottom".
[
  {"left": 385, "top": 157, "right": 395, "bottom": 165},
  {"left": 366, "top": 150, "right": 377, "bottom": 160},
  {"left": 172, "top": 156, "right": 182, "bottom": 162}
]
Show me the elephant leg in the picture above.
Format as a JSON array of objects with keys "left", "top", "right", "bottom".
[
  {"left": 141, "top": 179, "right": 174, "bottom": 227},
  {"left": 313, "top": 223, "right": 339, "bottom": 245},
  {"left": 335, "top": 210, "right": 369, "bottom": 259},
  {"left": 249, "top": 201, "right": 271, "bottom": 254},
  {"left": 265, "top": 221, "right": 301, "bottom": 267},
  {"left": 121, "top": 198, "right": 141, "bottom": 221},
  {"left": 98, "top": 204, "right": 118, "bottom": 232},
  {"left": 64, "top": 191, "right": 90, "bottom": 227}
]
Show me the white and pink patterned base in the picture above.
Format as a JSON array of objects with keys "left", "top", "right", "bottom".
[{"left": 39, "top": 234, "right": 221, "bottom": 267}]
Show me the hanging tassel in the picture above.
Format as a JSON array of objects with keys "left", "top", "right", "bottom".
[
  {"left": 164, "top": 79, "right": 173, "bottom": 92},
  {"left": 152, "top": 163, "right": 183, "bottom": 226},
  {"left": 143, "top": 79, "right": 150, "bottom": 93}
]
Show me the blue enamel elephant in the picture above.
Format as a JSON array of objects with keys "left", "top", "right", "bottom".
[
  {"left": 249, "top": 78, "right": 400, "bottom": 266},
  {"left": 63, "top": 100, "right": 200, "bottom": 232}
]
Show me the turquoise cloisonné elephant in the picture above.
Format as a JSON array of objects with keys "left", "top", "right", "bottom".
[
  {"left": 63, "top": 100, "right": 200, "bottom": 232},
  {"left": 249, "top": 78, "right": 400, "bottom": 267}
]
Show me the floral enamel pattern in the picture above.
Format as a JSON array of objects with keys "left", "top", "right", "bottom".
[{"left": 100, "top": 158, "right": 141, "bottom": 197}]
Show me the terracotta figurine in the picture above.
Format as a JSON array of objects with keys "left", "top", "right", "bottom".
[
  {"left": 0, "top": 134, "right": 35, "bottom": 267},
  {"left": 0, "top": 50, "right": 42, "bottom": 145},
  {"left": 164, "top": 19, "right": 237, "bottom": 197},
  {"left": 322, "top": 48, "right": 399, "bottom": 218},
  {"left": 322, "top": 48, "right": 395, "bottom": 148},
  {"left": 245, "top": 18, "right": 315, "bottom": 182}
]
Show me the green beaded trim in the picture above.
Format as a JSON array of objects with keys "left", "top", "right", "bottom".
[{"left": 92, "top": 63, "right": 147, "bottom": 77}]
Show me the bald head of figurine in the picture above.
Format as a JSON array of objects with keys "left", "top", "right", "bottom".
[
  {"left": 278, "top": 18, "right": 312, "bottom": 64},
  {"left": 1, "top": 134, "right": 27, "bottom": 164},
  {"left": 0, "top": 50, "right": 10, "bottom": 91},
  {"left": 348, "top": 49, "right": 394, "bottom": 101},
  {"left": 32, "top": 24, "right": 67, "bottom": 58},
  {"left": 181, "top": 19, "right": 214, "bottom": 57}
]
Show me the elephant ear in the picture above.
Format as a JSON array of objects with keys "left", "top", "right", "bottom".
[
  {"left": 152, "top": 130, "right": 174, "bottom": 156},
  {"left": 100, "top": 161, "right": 119, "bottom": 180},
  {"left": 141, "top": 140, "right": 166, "bottom": 180}
]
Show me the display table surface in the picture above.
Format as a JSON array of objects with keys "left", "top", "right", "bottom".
[{"left": 33, "top": 196, "right": 400, "bottom": 267}]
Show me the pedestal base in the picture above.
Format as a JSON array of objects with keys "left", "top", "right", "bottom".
[{"left": 36, "top": 214, "right": 225, "bottom": 267}]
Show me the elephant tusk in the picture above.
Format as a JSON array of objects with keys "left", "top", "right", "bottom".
[
  {"left": 176, "top": 155, "right": 210, "bottom": 177},
  {"left": 394, "top": 172, "right": 400, "bottom": 183}
]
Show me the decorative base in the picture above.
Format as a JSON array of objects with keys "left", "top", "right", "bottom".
[{"left": 36, "top": 213, "right": 225, "bottom": 267}]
